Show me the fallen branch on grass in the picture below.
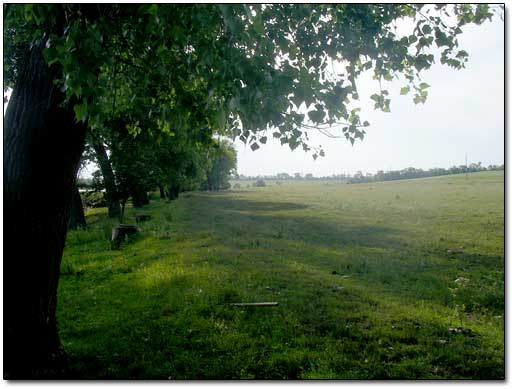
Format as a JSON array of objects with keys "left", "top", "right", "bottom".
[{"left": 230, "top": 302, "right": 279, "bottom": 307}]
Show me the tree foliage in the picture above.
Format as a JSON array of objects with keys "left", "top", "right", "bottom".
[
  {"left": 4, "top": 4, "right": 502, "bottom": 157},
  {"left": 204, "top": 139, "right": 237, "bottom": 191}
]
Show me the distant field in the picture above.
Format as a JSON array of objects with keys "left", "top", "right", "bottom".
[{"left": 59, "top": 171, "right": 504, "bottom": 379}]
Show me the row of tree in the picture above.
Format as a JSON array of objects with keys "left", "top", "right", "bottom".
[
  {"left": 346, "top": 163, "right": 504, "bottom": 183},
  {"left": 4, "top": 3, "right": 500, "bottom": 378},
  {"left": 71, "top": 135, "right": 236, "bottom": 228}
]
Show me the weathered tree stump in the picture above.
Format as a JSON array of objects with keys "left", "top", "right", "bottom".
[
  {"left": 135, "top": 214, "right": 151, "bottom": 223},
  {"left": 111, "top": 224, "right": 139, "bottom": 249}
]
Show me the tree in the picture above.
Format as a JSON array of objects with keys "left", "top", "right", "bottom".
[
  {"left": 68, "top": 184, "right": 86, "bottom": 230},
  {"left": 4, "top": 3, "right": 501, "bottom": 377},
  {"left": 4, "top": 37, "right": 87, "bottom": 378},
  {"left": 276, "top": 172, "right": 291, "bottom": 180},
  {"left": 89, "top": 133, "right": 122, "bottom": 218},
  {"left": 204, "top": 140, "right": 237, "bottom": 191},
  {"left": 150, "top": 127, "right": 213, "bottom": 200},
  {"left": 108, "top": 128, "right": 157, "bottom": 212}
]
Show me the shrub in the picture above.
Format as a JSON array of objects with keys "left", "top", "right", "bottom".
[
  {"left": 253, "top": 179, "right": 266, "bottom": 187},
  {"left": 82, "top": 190, "right": 107, "bottom": 208}
]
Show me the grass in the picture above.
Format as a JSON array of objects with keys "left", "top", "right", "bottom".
[{"left": 58, "top": 171, "right": 504, "bottom": 379}]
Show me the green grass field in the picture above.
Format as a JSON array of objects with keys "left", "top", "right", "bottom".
[{"left": 59, "top": 171, "right": 504, "bottom": 379}]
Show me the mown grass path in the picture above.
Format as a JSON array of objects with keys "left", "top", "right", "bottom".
[{"left": 59, "top": 171, "right": 504, "bottom": 379}]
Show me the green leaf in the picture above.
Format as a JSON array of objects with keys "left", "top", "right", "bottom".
[
  {"left": 253, "top": 14, "right": 264, "bottom": 35},
  {"left": 307, "top": 108, "right": 326, "bottom": 123},
  {"left": 400, "top": 86, "right": 410, "bottom": 95},
  {"left": 211, "top": 109, "right": 226, "bottom": 131},
  {"left": 260, "top": 136, "right": 267, "bottom": 144},
  {"left": 42, "top": 47, "right": 58, "bottom": 66},
  {"left": 456, "top": 50, "right": 469, "bottom": 59},
  {"left": 147, "top": 4, "right": 158, "bottom": 16},
  {"left": 289, "top": 140, "right": 299, "bottom": 151},
  {"left": 250, "top": 142, "right": 260, "bottom": 151},
  {"left": 73, "top": 103, "right": 88, "bottom": 122},
  {"left": 422, "top": 25, "right": 432, "bottom": 34},
  {"left": 419, "top": 82, "right": 430, "bottom": 90}
]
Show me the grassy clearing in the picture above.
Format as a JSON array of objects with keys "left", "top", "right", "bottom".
[{"left": 59, "top": 171, "right": 504, "bottom": 379}]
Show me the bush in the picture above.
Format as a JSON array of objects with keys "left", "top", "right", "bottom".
[
  {"left": 253, "top": 179, "right": 266, "bottom": 187},
  {"left": 82, "top": 190, "right": 107, "bottom": 208},
  {"left": 233, "top": 183, "right": 241, "bottom": 189}
]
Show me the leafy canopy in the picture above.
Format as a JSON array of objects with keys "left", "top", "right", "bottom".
[{"left": 4, "top": 4, "right": 502, "bottom": 157}]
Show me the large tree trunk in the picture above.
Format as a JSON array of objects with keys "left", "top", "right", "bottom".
[
  {"left": 158, "top": 185, "right": 166, "bottom": 199},
  {"left": 167, "top": 180, "right": 180, "bottom": 200},
  {"left": 131, "top": 186, "right": 149, "bottom": 208},
  {"left": 4, "top": 43, "right": 87, "bottom": 378},
  {"left": 90, "top": 138, "right": 121, "bottom": 218},
  {"left": 68, "top": 183, "right": 86, "bottom": 230},
  {"left": 206, "top": 174, "right": 214, "bottom": 191}
]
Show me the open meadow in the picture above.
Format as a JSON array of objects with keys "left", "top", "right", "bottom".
[{"left": 59, "top": 171, "right": 504, "bottom": 379}]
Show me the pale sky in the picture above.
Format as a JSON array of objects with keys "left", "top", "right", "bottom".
[{"left": 235, "top": 16, "right": 504, "bottom": 177}]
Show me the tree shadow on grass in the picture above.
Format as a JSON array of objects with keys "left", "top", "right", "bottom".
[
  {"left": 183, "top": 192, "right": 402, "bottom": 251},
  {"left": 178, "top": 193, "right": 504, "bottom": 323}
]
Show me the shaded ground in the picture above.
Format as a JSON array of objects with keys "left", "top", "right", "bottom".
[{"left": 58, "top": 171, "right": 504, "bottom": 379}]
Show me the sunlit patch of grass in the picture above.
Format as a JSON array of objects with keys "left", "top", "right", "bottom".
[{"left": 58, "top": 171, "right": 504, "bottom": 379}]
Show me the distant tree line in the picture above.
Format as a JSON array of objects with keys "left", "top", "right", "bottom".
[
  {"left": 346, "top": 163, "right": 504, "bottom": 184},
  {"left": 235, "top": 163, "right": 504, "bottom": 183},
  {"left": 236, "top": 172, "right": 349, "bottom": 181}
]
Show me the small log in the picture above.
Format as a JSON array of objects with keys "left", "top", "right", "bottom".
[
  {"left": 230, "top": 302, "right": 279, "bottom": 307},
  {"left": 111, "top": 224, "right": 139, "bottom": 249},
  {"left": 135, "top": 214, "right": 151, "bottom": 223}
]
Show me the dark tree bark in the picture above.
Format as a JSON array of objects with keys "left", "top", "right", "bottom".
[
  {"left": 158, "top": 185, "right": 165, "bottom": 199},
  {"left": 68, "top": 183, "right": 86, "bottom": 230},
  {"left": 131, "top": 187, "right": 149, "bottom": 207},
  {"left": 90, "top": 138, "right": 121, "bottom": 218},
  {"left": 167, "top": 181, "right": 180, "bottom": 200},
  {"left": 120, "top": 197, "right": 128, "bottom": 223},
  {"left": 206, "top": 174, "right": 214, "bottom": 191},
  {"left": 4, "top": 43, "right": 87, "bottom": 378}
]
